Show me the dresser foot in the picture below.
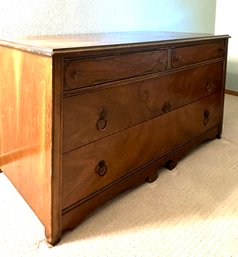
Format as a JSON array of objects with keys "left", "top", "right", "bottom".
[
  {"left": 147, "top": 171, "right": 158, "bottom": 183},
  {"left": 44, "top": 227, "right": 62, "bottom": 247},
  {"left": 0, "top": 169, "right": 3, "bottom": 173},
  {"left": 46, "top": 237, "right": 61, "bottom": 247},
  {"left": 165, "top": 159, "right": 177, "bottom": 170}
]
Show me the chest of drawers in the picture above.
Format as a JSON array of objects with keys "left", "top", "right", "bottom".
[{"left": 0, "top": 32, "right": 229, "bottom": 245}]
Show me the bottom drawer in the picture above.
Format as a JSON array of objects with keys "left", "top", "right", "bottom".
[{"left": 62, "top": 93, "right": 221, "bottom": 209}]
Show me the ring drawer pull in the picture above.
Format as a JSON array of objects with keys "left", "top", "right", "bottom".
[
  {"left": 206, "top": 82, "right": 215, "bottom": 93},
  {"left": 203, "top": 109, "right": 210, "bottom": 125},
  {"left": 96, "top": 119, "right": 108, "bottom": 131},
  {"left": 162, "top": 101, "right": 172, "bottom": 113},
  {"left": 95, "top": 160, "right": 107, "bottom": 176},
  {"left": 73, "top": 71, "right": 81, "bottom": 80},
  {"left": 96, "top": 107, "right": 108, "bottom": 131},
  {"left": 174, "top": 55, "right": 182, "bottom": 62}
]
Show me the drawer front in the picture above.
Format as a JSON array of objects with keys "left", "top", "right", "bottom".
[
  {"left": 172, "top": 41, "right": 225, "bottom": 68},
  {"left": 64, "top": 50, "right": 168, "bottom": 90},
  {"left": 63, "top": 62, "right": 223, "bottom": 153},
  {"left": 62, "top": 93, "right": 221, "bottom": 209}
]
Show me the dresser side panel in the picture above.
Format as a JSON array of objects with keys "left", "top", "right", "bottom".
[
  {"left": 0, "top": 46, "right": 53, "bottom": 232},
  {"left": 218, "top": 38, "right": 229, "bottom": 137}
]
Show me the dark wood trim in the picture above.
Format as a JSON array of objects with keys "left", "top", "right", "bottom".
[{"left": 225, "top": 89, "right": 238, "bottom": 96}]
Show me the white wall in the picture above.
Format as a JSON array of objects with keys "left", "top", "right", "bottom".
[
  {"left": 0, "top": 0, "right": 216, "bottom": 38},
  {"left": 216, "top": 0, "right": 238, "bottom": 92}
]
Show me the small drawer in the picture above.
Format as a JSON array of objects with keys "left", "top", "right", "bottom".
[
  {"left": 172, "top": 41, "right": 225, "bottom": 68},
  {"left": 63, "top": 62, "right": 223, "bottom": 153},
  {"left": 64, "top": 50, "right": 168, "bottom": 90},
  {"left": 62, "top": 93, "right": 221, "bottom": 209}
]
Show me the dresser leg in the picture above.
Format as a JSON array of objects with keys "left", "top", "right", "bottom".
[
  {"left": 46, "top": 237, "right": 61, "bottom": 247},
  {"left": 165, "top": 159, "right": 177, "bottom": 171},
  {"left": 217, "top": 124, "right": 223, "bottom": 139},
  {"left": 45, "top": 229, "right": 62, "bottom": 247},
  {"left": 0, "top": 169, "right": 3, "bottom": 173},
  {"left": 147, "top": 171, "right": 158, "bottom": 183}
]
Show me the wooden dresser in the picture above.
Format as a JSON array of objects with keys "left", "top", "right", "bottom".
[{"left": 0, "top": 32, "right": 229, "bottom": 245}]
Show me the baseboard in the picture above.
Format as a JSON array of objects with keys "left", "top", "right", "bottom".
[{"left": 225, "top": 89, "right": 238, "bottom": 96}]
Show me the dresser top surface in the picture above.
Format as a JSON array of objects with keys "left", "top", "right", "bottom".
[{"left": 0, "top": 31, "right": 229, "bottom": 56}]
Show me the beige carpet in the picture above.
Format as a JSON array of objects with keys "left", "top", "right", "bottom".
[{"left": 1, "top": 94, "right": 238, "bottom": 257}]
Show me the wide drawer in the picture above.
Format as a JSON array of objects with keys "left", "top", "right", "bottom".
[
  {"left": 62, "top": 93, "right": 221, "bottom": 209},
  {"left": 63, "top": 62, "right": 223, "bottom": 153},
  {"left": 172, "top": 41, "right": 225, "bottom": 68},
  {"left": 64, "top": 50, "right": 168, "bottom": 90}
]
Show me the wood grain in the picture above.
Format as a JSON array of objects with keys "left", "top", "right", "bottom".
[
  {"left": 62, "top": 126, "right": 219, "bottom": 231},
  {"left": 0, "top": 46, "right": 54, "bottom": 241},
  {"left": 172, "top": 41, "right": 225, "bottom": 68},
  {"left": 63, "top": 62, "right": 223, "bottom": 152},
  {"left": 62, "top": 93, "right": 221, "bottom": 209},
  {"left": 64, "top": 50, "right": 168, "bottom": 90}
]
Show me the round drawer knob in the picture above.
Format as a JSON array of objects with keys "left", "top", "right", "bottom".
[
  {"left": 73, "top": 71, "right": 81, "bottom": 80},
  {"left": 206, "top": 83, "right": 214, "bottom": 93},
  {"left": 162, "top": 101, "right": 172, "bottom": 113},
  {"left": 174, "top": 55, "right": 182, "bottom": 62},
  {"left": 95, "top": 160, "right": 107, "bottom": 176}
]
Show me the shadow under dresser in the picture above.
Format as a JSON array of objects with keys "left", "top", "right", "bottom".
[{"left": 0, "top": 31, "right": 229, "bottom": 245}]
